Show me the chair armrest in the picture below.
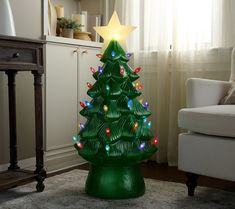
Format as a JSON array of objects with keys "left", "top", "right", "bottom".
[{"left": 186, "top": 78, "right": 231, "bottom": 108}]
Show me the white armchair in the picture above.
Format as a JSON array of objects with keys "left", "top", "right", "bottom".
[{"left": 178, "top": 48, "right": 235, "bottom": 196}]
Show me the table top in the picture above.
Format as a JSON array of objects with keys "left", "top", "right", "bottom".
[{"left": 0, "top": 35, "right": 45, "bottom": 44}]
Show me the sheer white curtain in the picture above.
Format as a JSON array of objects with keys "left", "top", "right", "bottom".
[{"left": 115, "top": 0, "right": 235, "bottom": 165}]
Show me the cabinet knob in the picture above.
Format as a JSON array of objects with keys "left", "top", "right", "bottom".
[
  {"left": 73, "top": 48, "right": 79, "bottom": 53},
  {"left": 81, "top": 50, "right": 88, "bottom": 54},
  {"left": 12, "top": 52, "right": 20, "bottom": 58}
]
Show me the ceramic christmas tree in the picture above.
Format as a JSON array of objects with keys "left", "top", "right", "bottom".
[{"left": 73, "top": 11, "right": 158, "bottom": 199}]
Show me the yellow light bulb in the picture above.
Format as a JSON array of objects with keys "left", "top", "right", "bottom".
[
  {"left": 134, "top": 122, "right": 138, "bottom": 130},
  {"left": 103, "top": 105, "right": 108, "bottom": 112}
]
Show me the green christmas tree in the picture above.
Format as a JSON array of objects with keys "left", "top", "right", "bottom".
[{"left": 73, "top": 12, "right": 158, "bottom": 199}]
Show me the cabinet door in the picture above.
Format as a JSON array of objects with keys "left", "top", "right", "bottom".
[
  {"left": 77, "top": 47, "right": 101, "bottom": 124},
  {"left": 46, "top": 43, "right": 78, "bottom": 151}
]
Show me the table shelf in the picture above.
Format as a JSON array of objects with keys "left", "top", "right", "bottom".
[
  {"left": 0, "top": 35, "right": 46, "bottom": 192},
  {"left": 0, "top": 169, "right": 37, "bottom": 191}
]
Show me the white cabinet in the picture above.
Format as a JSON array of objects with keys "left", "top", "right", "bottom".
[
  {"left": 77, "top": 47, "right": 102, "bottom": 124},
  {"left": 45, "top": 37, "right": 102, "bottom": 172}
]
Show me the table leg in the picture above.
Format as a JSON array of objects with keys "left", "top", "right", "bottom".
[
  {"left": 32, "top": 71, "right": 46, "bottom": 192},
  {"left": 6, "top": 71, "right": 20, "bottom": 170}
]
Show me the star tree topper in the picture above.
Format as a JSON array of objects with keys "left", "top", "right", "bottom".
[{"left": 94, "top": 11, "right": 136, "bottom": 51}]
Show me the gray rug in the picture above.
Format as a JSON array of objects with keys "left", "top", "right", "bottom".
[{"left": 0, "top": 169, "right": 235, "bottom": 209}]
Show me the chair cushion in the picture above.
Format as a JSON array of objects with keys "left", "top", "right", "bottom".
[{"left": 178, "top": 105, "right": 235, "bottom": 137}]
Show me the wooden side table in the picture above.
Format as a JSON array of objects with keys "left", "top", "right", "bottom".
[{"left": 0, "top": 35, "right": 46, "bottom": 192}]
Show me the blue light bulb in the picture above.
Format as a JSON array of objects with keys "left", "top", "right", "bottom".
[
  {"left": 72, "top": 135, "right": 79, "bottom": 143},
  {"left": 111, "top": 51, "right": 116, "bottom": 57},
  {"left": 105, "top": 145, "right": 110, "bottom": 152},
  {"left": 79, "top": 123, "right": 85, "bottom": 129},
  {"left": 139, "top": 142, "right": 145, "bottom": 150},
  {"left": 148, "top": 121, "right": 152, "bottom": 128},
  {"left": 127, "top": 100, "right": 133, "bottom": 108},
  {"left": 143, "top": 101, "right": 149, "bottom": 108},
  {"left": 143, "top": 118, "right": 147, "bottom": 123},
  {"left": 98, "top": 66, "right": 103, "bottom": 73},
  {"left": 85, "top": 100, "right": 92, "bottom": 107},
  {"left": 126, "top": 53, "right": 132, "bottom": 58},
  {"left": 106, "top": 85, "right": 110, "bottom": 91}
]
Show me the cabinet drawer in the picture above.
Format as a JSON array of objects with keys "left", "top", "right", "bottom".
[{"left": 0, "top": 45, "right": 37, "bottom": 65}]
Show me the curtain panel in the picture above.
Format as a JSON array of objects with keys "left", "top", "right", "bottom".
[{"left": 115, "top": 0, "right": 235, "bottom": 165}]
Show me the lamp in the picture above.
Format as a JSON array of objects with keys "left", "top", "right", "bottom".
[{"left": 0, "top": 0, "right": 16, "bottom": 36}]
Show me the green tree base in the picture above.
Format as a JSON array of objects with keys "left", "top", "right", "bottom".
[{"left": 85, "top": 163, "right": 145, "bottom": 199}]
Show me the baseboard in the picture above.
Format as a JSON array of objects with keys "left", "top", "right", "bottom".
[
  {"left": 0, "top": 157, "right": 36, "bottom": 172},
  {"left": 45, "top": 146, "right": 85, "bottom": 173},
  {"left": 0, "top": 148, "right": 85, "bottom": 173}
]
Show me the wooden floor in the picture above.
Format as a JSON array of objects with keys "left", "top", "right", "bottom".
[{"left": 77, "top": 161, "right": 235, "bottom": 193}]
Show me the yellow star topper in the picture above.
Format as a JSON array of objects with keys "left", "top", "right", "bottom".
[{"left": 94, "top": 11, "right": 136, "bottom": 51}]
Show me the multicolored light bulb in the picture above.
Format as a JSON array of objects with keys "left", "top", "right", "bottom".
[
  {"left": 103, "top": 105, "right": 108, "bottom": 112},
  {"left": 79, "top": 123, "right": 85, "bottom": 129},
  {"left": 105, "top": 144, "right": 110, "bottom": 152},
  {"left": 90, "top": 67, "right": 96, "bottom": 74},
  {"left": 139, "top": 142, "right": 145, "bottom": 150},
  {"left": 127, "top": 100, "right": 133, "bottom": 108},
  {"left": 120, "top": 66, "right": 125, "bottom": 76},
  {"left": 106, "top": 128, "right": 111, "bottom": 136},
  {"left": 85, "top": 101, "right": 92, "bottom": 107},
  {"left": 138, "top": 84, "right": 144, "bottom": 90},
  {"left": 143, "top": 101, "right": 149, "bottom": 108},
  {"left": 87, "top": 82, "right": 92, "bottom": 89},
  {"left": 72, "top": 135, "right": 78, "bottom": 143},
  {"left": 80, "top": 102, "right": 86, "bottom": 108},
  {"left": 126, "top": 53, "right": 132, "bottom": 59},
  {"left": 111, "top": 51, "right": 116, "bottom": 57},
  {"left": 134, "top": 67, "right": 142, "bottom": 74},
  {"left": 153, "top": 137, "right": 158, "bottom": 145},
  {"left": 106, "top": 85, "right": 110, "bottom": 91},
  {"left": 135, "top": 82, "right": 140, "bottom": 88},
  {"left": 96, "top": 54, "right": 103, "bottom": 58},
  {"left": 98, "top": 66, "right": 103, "bottom": 73},
  {"left": 134, "top": 122, "right": 138, "bottom": 130},
  {"left": 76, "top": 142, "right": 84, "bottom": 149}
]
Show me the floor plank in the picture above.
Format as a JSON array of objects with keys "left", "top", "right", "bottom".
[{"left": 77, "top": 161, "right": 235, "bottom": 193}]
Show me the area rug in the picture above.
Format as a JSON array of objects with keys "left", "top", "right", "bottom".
[{"left": 0, "top": 169, "right": 235, "bottom": 209}]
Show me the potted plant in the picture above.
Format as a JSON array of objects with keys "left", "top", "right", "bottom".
[{"left": 57, "top": 17, "right": 81, "bottom": 38}]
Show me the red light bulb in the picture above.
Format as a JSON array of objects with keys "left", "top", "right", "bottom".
[
  {"left": 120, "top": 67, "right": 125, "bottom": 76},
  {"left": 138, "top": 84, "right": 144, "bottom": 90},
  {"left": 76, "top": 142, "right": 84, "bottom": 149},
  {"left": 80, "top": 102, "right": 86, "bottom": 108},
  {"left": 90, "top": 67, "right": 96, "bottom": 74},
  {"left": 96, "top": 54, "right": 103, "bottom": 58},
  {"left": 134, "top": 67, "right": 142, "bottom": 74},
  {"left": 106, "top": 128, "right": 111, "bottom": 136},
  {"left": 87, "top": 82, "right": 93, "bottom": 89},
  {"left": 153, "top": 137, "right": 158, "bottom": 145}
]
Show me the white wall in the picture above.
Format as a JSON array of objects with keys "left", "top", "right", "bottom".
[
  {"left": 0, "top": 0, "right": 41, "bottom": 165},
  {"left": 9, "top": 0, "right": 42, "bottom": 39}
]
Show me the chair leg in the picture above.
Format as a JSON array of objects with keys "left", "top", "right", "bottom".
[{"left": 186, "top": 172, "right": 199, "bottom": 196}]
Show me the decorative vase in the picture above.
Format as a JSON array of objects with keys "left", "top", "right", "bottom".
[
  {"left": 0, "top": 0, "right": 16, "bottom": 36},
  {"left": 48, "top": 0, "right": 57, "bottom": 36},
  {"left": 61, "top": 29, "right": 74, "bottom": 38}
]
